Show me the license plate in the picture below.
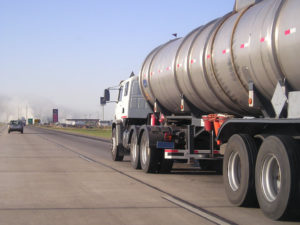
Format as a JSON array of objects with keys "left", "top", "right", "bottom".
[{"left": 156, "top": 141, "right": 174, "bottom": 149}]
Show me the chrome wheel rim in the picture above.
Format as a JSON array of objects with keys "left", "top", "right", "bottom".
[
  {"left": 141, "top": 134, "right": 149, "bottom": 165},
  {"left": 261, "top": 154, "right": 281, "bottom": 202},
  {"left": 228, "top": 152, "right": 241, "bottom": 191},
  {"left": 131, "top": 135, "right": 137, "bottom": 160},
  {"left": 112, "top": 131, "right": 116, "bottom": 154}
]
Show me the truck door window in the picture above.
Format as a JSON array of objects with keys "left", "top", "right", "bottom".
[
  {"left": 124, "top": 82, "right": 129, "bottom": 96},
  {"left": 132, "top": 80, "right": 142, "bottom": 95},
  {"left": 118, "top": 86, "right": 123, "bottom": 101}
]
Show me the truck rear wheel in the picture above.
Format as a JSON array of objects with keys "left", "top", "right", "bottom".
[
  {"left": 223, "top": 134, "right": 258, "bottom": 207},
  {"left": 130, "top": 129, "right": 141, "bottom": 169},
  {"left": 111, "top": 128, "right": 124, "bottom": 161},
  {"left": 159, "top": 157, "right": 173, "bottom": 174},
  {"left": 255, "top": 135, "right": 300, "bottom": 220},
  {"left": 140, "top": 131, "right": 159, "bottom": 173}
]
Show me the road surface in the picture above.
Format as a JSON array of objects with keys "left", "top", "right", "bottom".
[{"left": 0, "top": 126, "right": 298, "bottom": 225}]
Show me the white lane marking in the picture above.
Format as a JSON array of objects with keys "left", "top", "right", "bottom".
[{"left": 162, "top": 195, "right": 232, "bottom": 225}]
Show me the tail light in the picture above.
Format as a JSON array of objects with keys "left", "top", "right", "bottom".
[{"left": 164, "top": 132, "right": 172, "bottom": 141}]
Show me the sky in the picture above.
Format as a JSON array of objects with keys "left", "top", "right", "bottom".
[{"left": 0, "top": 0, "right": 235, "bottom": 122}]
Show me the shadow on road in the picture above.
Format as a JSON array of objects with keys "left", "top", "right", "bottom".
[{"left": 170, "top": 169, "right": 221, "bottom": 176}]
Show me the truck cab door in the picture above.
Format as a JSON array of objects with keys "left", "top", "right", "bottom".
[
  {"left": 115, "top": 85, "right": 124, "bottom": 121},
  {"left": 115, "top": 81, "right": 131, "bottom": 121}
]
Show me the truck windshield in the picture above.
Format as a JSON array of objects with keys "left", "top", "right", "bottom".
[{"left": 124, "top": 82, "right": 129, "bottom": 96}]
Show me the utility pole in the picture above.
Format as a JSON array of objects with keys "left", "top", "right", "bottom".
[{"left": 102, "top": 105, "right": 104, "bottom": 121}]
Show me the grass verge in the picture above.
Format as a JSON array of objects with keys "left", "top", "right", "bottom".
[{"left": 41, "top": 126, "right": 112, "bottom": 139}]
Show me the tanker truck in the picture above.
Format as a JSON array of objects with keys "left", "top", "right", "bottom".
[{"left": 101, "top": 0, "right": 300, "bottom": 220}]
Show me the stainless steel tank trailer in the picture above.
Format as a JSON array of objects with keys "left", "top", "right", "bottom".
[{"left": 101, "top": 0, "right": 300, "bottom": 220}]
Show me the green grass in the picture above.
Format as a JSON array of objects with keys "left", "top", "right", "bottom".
[{"left": 43, "top": 126, "right": 112, "bottom": 139}]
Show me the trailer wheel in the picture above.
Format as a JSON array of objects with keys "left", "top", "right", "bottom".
[
  {"left": 140, "top": 131, "right": 159, "bottom": 173},
  {"left": 111, "top": 128, "right": 124, "bottom": 161},
  {"left": 223, "top": 134, "right": 258, "bottom": 207},
  {"left": 130, "top": 129, "right": 141, "bottom": 169},
  {"left": 255, "top": 136, "right": 300, "bottom": 220}
]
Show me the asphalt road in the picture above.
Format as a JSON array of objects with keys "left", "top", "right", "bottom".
[{"left": 0, "top": 126, "right": 298, "bottom": 225}]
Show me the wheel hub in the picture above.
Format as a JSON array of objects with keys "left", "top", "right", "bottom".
[
  {"left": 112, "top": 136, "right": 116, "bottom": 153},
  {"left": 261, "top": 154, "right": 281, "bottom": 202},
  {"left": 141, "top": 136, "right": 149, "bottom": 165},
  {"left": 132, "top": 138, "right": 137, "bottom": 160},
  {"left": 228, "top": 152, "right": 241, "bottom": 191}
]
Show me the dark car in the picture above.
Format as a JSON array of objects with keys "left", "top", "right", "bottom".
[{"left": 8, "top": 120, "right": 24, "bottom": 134}]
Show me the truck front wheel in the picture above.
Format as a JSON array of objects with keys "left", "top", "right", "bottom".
[
  {"left": 111, "top": 128, "right": 124, "bottom": 161},
  {"left": 255, "top": 135, "right": 300, "bottom": 220},
  {"left": 223, "top": 134, "right": 258, "bottom": 207},
  {"left": 140, "top": 131, "right": 159, "bottom": 173}
]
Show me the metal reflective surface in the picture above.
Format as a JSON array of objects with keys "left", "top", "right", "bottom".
[
  {"left": 140, "top": 0, "right": 300, "bottom": 116},
  {"left": 228, "top": 152, "right": 241, "bottom": 191},
  {"left": 131, "top": 134, "right": 138, "bottom": 161},
  {"left": 261, "top": 154, "right": 281, "bottom": 202},
  {"left": 140, "top": 133, "right": 149, "bottom": 165}
]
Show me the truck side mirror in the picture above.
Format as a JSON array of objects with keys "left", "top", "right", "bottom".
[
  {"left": 100, "top": 97, "right": 106, "bottom": 105},
  {"left": 104, "top": 89, "right": 110, "bottom": 101}
]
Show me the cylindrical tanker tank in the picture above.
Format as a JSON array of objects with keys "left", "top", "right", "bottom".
[{"left": 139, "top": 0, "right": 300, "bottom": 117}]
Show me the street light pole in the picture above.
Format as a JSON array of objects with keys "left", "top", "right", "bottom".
[
  {"left": 26, "top": 105, "right": 28, "bottom": 124},
  {"left": 102, "top": 105, "right": 104, "bottom": 121}
]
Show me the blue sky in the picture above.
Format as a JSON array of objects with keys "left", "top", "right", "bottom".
[{"left": 0, "top": 0, "right": 235, "bottom": 121}]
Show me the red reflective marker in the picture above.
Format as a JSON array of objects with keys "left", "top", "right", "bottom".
[{"left": 285, "top": 28, "right": 296, "bottom": 36}]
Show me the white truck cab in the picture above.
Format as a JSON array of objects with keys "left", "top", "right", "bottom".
[
  {"left": 101, "top": 74, "right": 152, "bottom": 162},
  {"left": 114, "top": 76, "right": 151, "bottom": 122}
]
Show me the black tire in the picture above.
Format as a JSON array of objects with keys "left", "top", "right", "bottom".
[
  {"left": 111, "top": 128, "right": 124, "bottom": 161},
  {"left": 130, "top": 129, "right": 141, "bottom": 169},
  {"left": 158, "top": 154, "right": 173, "bottom": 174},
  {"left": 255, "top": 135, "right": 300, "bottom": 220},
  {"left": 223, "top": 134, "right": 258, "bottom": 207},
  {"left": 139, "top": 130, "right": 159, "bottom": 173}
]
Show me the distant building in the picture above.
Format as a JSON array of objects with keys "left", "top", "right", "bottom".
[
  {"left": 65, "top": 119, "right": 112, "bottom": 127},
  {"left": 65, "top": 119, "right": 99, "bottom": 127},
  {"left": 99, "top": 120, "right": 112, "bottom": 127}
]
